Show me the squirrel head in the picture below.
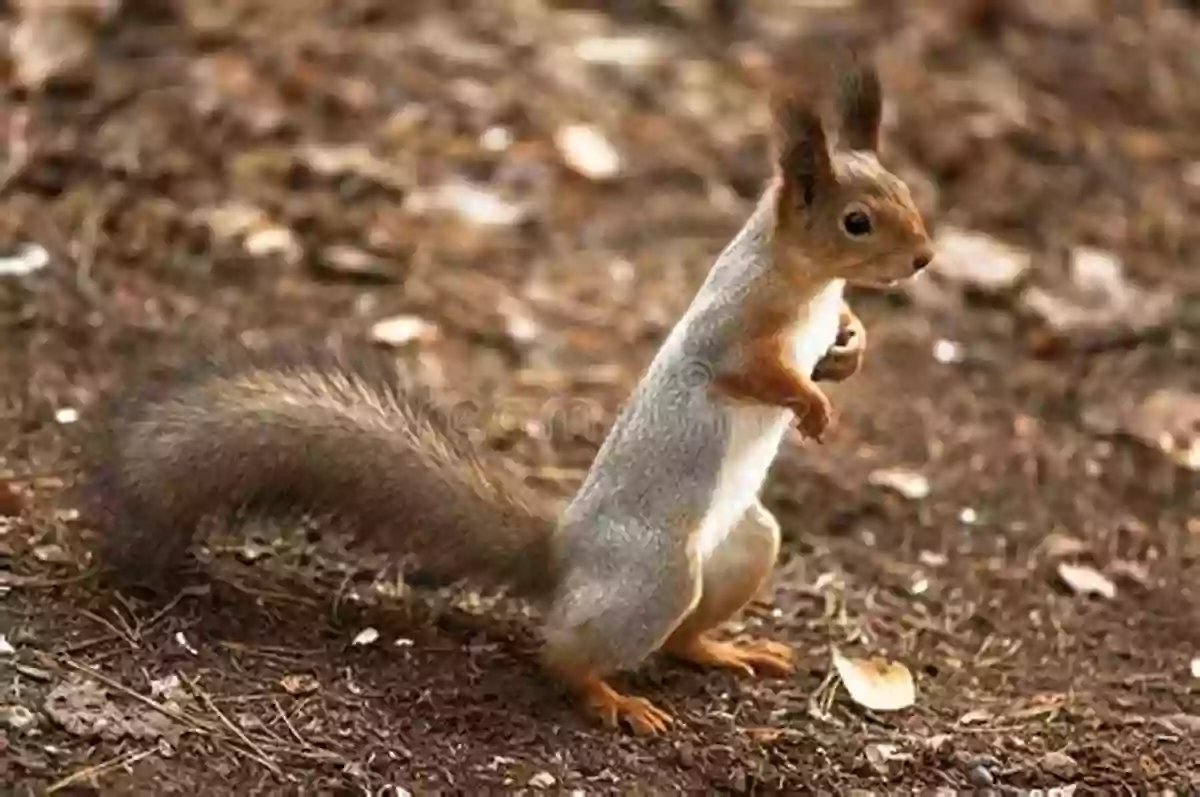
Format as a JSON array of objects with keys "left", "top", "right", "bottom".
[{"left": 769, "top": 50, "right": 934, "bottom": 288}]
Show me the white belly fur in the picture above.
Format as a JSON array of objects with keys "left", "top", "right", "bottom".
[{"left": 693, "top": 279, "right": 845, "bottom": 560}]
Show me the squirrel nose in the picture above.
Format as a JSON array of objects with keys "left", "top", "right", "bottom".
[{"left": 912, "top": 251, "right": 933, "bottom": 272}]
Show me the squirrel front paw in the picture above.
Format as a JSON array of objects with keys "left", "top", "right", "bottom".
[
  {"left": 813, "top": 312, "right": 867, "bottom": 383},
  {"left": 812, "top": 330, "right": 865, "bottom": 383},
  {"left": 790, "top": 389, "right": 835, "bottom": 442}
]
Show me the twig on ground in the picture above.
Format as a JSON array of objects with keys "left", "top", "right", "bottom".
[
  {"left": 78, "top": 607, "right": 139, "bottom": 650},
  {"left": 3, "top": 566, "right": 101, "bottom": 589},
  {"left": 182, "top": 673, "right": 282, "bottom": 775},
  {"left": 43, "top": 747, "right": 159, "bottom": 794},
  {"left": 42, "top": 653, "right": 214, "bottom": 737}
]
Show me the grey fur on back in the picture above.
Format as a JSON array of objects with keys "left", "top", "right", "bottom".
[{"left": 551, "top": 191, "right": 781, "bottom": 619}]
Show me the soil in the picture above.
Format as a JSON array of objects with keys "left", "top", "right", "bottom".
[{"left": 2, "top": 0, "right": 1198, "bottom": 794}]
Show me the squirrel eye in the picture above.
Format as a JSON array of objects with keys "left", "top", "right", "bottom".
[{"left": 842, "top": 210, "right": 872, "bottom": 238}]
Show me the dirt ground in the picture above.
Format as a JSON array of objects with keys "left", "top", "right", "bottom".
[{"left": 1, "top": 0, "right": 1198, "bottom": 793}]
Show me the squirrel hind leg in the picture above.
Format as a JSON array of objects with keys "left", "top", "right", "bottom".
[
  {"left": 662, "top": 501, "right": 793, "bottom": 677},
  {"left": 538, "top": 557, "right": 702, "bottom": 734}
]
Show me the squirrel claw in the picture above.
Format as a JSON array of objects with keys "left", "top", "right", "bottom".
[
  {"left": 582, "top": 680, "right": 673, "bottom": 735},
  {"left": 667, "top": 634, "right": 795, "bottom": 678},
  {"left": 791, "top": 395, "right": 834, "bottom": 443}
]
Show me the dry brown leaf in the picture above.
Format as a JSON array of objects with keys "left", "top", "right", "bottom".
[
  {"left": 830, "top": 646, "right": 916, "bottom": 712},
  {"left": 1039, "top": 750, "right": 1078, "bottom": 779},
  {"left": 1056, "top": 562, "right": 1116, "bottom": 599},
  {"left": 957, "top": 708, "right": 994, "bottom": 725},
  {"left": 352, "top": 627, "right": 379, "bottom": 647},
  {"left": 44, "top": 676, "right": 179, "bottom": 742},
  {"left": 554, "top": 124, "right": 622, "bottom": 180},
  {"left": 864, "top": 742, "right": 912, "bottom": 774},
  {"left": 1023, "top": 247, "right": 1177, "bottom": 354},
  {"left": 1040, "top": 532, "right": 1089, "bottom": 560},
  {"left": 867, "top": 468, "right": 930, "bottom": 500},
  {"left": 371, "top": 315, "right": 439, "bottom": 348},
  {"left": 927, "top": 226, "right": 1031, "bottom": 293},
  {"left": 279, "top": 673, "right": 319, "bottom": 696}
]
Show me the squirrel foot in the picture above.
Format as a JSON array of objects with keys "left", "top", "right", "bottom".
[
  {"left": 580, "top": 677, "right": 673, "bottom": 735},
  {"left": 552, "top": 665, "right": 674, "bottom": 735},
  {"left": 666, "top": 634, "right": 794, "bottom": 677}
]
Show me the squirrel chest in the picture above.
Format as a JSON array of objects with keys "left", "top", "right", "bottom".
[{"left": 692, "top": 279, "right": 846, "bottom": 560}]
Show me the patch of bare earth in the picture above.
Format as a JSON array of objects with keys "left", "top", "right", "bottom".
[{"left": 2, "top": 0, "right": 1197, "bottom": 793}]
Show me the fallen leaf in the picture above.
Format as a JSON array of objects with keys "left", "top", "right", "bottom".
[
  {"left": 352, "top": 627, "right": 379, "bottom": 646},
  {"left": 867, "top": 468, "right": 930, "bottom": 500},
  {"left": 1120, "top": 390, "right": 1198, "bottom": 471},
  {"left": 2, "top": 704, "right": 37, "bottom": 731},
  {"left": 957, "top": 708, "right": 994, "bottom": 725},
  {"left": 1040, "top": 532, "right": 1089, "bottom": 560},
  {"left": 243, "top": 226, "right": 303, "bottom": 265},
  {"left": 14, "top": 663, "right": 51, "bottom": 681},
  {"left": 44, "top": 676, "right": 178, "bottom": 742},
  {"left": 830, "top": 646, "right": 916, "bottom": 712},
  {"left": 1039, "top": 750, "right": 1078, "bottom": 779},
  {"left": 864, "top": 742, "right": 912, "bottom": 773},
  {"left": 1108, "top": 559, "right": 1151, "bottom": 588},
  {"left": 316, "top": 245, "right": 395, "bottom": 283},
  {"left": 1154, "top": 713, "right": 1200, "bottom": 734},
  {"left": 554, "top": 124, "right": 622, "bottom": 180},
  {"left": 279, "top": 673, "right": 320, "bottom": 696},
  {"left": 1056, "top": 562, "right": 1116, "bottom": 599},
  {"left": 9, "top": 8, "right": 97, "bottom": 89},
  {"left": 918, "top": 550, "right": 947, "bottom": 567},
  {"left": 499, "top": 297, "right": 542, "bottom": 347},
  {"left": 527, "top": 771, "right": 556, "bottom": 789},
  {"left": 927, "top": 226, "right": 1031, "bottom": 293},
  {"left": 148, "top": 674, "right": 184, "bottom": 701},
  {"left": 295, "top": 143, "right": 406, "bottom": 190},
  {"left": 0, "top": 243, "right": 50, "bottom": 277},
  {"left": 478, "top": 126, "right": 513, "bottom": 152},
  {"left": 371, "top": 315, "right": 439, "bottom": 348},
  {"left": 922, "top": 733, "right": 953, "bottom": 751},
  {"left": 189, "top": 53, "right": 288, "bottom": 135},
  {"left": 574, "top": 35, "right": 666, "bottom": 68},
  {"left": 1023, "top": 247, "right": 1177, "bottom": 353},
  {"left": 0, "top": 634, "right": 14, "bottom": 655},
  {"left": 405, "top": 180, "right": 529, "bottom": 227},
  {"left": 200, "top": 201, "right": 272, "bottom": 240},
  {"left": 32, "top": 544, "right": 70, "bottom": 563}
]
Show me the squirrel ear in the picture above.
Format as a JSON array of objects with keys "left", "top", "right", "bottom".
[
  {"left": 834, "top": 48, "right": 882, "bottom": 153},
  {"left": 771, "top": 91, "right": 834, "bottom": 207}
]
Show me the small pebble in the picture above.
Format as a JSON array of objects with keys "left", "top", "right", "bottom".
[{"left": 967, "top": 763, "right": 995, "bottom": 789}]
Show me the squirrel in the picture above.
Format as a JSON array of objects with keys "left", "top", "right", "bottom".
[{"left": 74, "top": 46, "right": 934, "bottom": 736}]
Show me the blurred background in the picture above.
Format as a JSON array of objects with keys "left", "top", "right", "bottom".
[{"left": 1, "top": 0, "right": 1197, "bottom": 793}]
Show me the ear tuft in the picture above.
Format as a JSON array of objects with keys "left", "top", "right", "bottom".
[
  {"left": 833, "top": 46, "right": 883, "bottom": 153},
  {"left": 770, "top": 86, "right": 834, "bottom": 207}
]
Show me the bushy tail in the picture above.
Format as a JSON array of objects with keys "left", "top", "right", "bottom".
[{"left": 74, "top": 343, "right": 561, "bottom": 599}]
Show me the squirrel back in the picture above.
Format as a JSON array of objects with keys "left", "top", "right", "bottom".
[{"left": 75, "top": 344, "right": 561, "bottom": 599}]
